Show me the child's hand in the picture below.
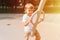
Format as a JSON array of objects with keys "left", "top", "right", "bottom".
[{"left": 28, "top": 18, "right": 32, "bottom": 23}]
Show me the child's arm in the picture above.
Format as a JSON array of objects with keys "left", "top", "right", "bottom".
[
  {"left": 23, "top": 21, "right": 29, "bottom": 26},
  {"left": 30, "top": 19, "right": 34, "bottom": 25},
  {"left": 23, "top": 18, "right": 32, "bottom": 26}
]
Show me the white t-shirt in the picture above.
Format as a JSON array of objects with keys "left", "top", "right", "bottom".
[
  {"left": 22, "top": 14, "right": 37, "bottom": 32},
  {"left": 22, "top": 13, "right": 43, "bottom": 32}
]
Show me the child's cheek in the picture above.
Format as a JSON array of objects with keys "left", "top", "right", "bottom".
[{"left": 26, "top": 10, "right": 29, "bottom": 13}]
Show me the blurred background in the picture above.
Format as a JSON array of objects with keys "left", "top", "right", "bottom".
[
  {"left": 0, "top": 0, "right": 60, "bottom": 13},
  {"left": 0, "top": 0, "right": 60, "bottom": 40}
]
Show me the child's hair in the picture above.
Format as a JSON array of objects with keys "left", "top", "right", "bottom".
[{"left": 24, "top": 3, "right": 34, "bottom": 10}]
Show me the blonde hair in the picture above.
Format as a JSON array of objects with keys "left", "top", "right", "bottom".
[{"left": 24, "top": 3, "right": 34, "bottom": 10}]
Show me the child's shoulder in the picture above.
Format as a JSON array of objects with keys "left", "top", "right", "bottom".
[
  {"left": 24, "top": 14, "right": 27, "bottom": 15},
  {"left": 23, "top": 14, "right": 28, "bottom": 18},
  {"left": 23, "top": 14, "right": 27, "bottom": 16}
]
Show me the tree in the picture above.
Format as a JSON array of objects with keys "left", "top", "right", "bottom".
[{"left": 32, "top": 0, "right": 46, "bottom": 40}]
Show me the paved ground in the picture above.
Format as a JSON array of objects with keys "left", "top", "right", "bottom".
[{"left": 0, "top": 14, "right": 60, "bottom": 40}]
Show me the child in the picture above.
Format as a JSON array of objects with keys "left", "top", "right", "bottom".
[
  {"left": 22, "top": 3, "right": 36, "bottom": 40},
  {"left": 22, "top": 3, "right": 44, "bottom": 40}
]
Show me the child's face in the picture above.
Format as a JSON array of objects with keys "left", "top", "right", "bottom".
[{"left": 25, "top": 8, "right": 34, "bottom": 16}]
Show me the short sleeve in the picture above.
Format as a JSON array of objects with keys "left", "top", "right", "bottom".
[{"left": 22, "top": 14, "right": 28, "bottom": 22}]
